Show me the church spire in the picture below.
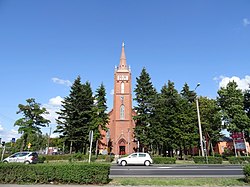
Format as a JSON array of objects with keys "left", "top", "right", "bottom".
[{"left": 118, "top": 42, "right": 128, "bottom": 71}]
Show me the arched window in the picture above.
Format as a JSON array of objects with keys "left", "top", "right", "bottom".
[
  {"left": 121, "top": 82, "right": 125, "bottom": 93},
  {"left": 120, "top": 105, "right": 125, "bottom": 120}
]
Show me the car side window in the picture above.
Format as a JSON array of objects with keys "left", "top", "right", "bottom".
[
  {"left": 20, "top": 153, "right": 29, "bottom": 157},
  {"left": 139, "top": 153, "right": 146, "bottom": 157},
  {"left": 131, "top": 154, "right": 137, "bottom": 158},
  {"left": 14, "top": 153, "right": 21, "bottom": 157}
]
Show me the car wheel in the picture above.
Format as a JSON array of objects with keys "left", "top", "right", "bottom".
[
  {"left": 24, "top": 161, "right": 30, "bottom": 164},
  {"left": 121, "top": 160, "right": 127, "bottom": 166},
  {"left": 3, "top": 161, "right": 8, "bottom": 164},
  {"left": 144, "top": 160, "right": 150, "bottom": 166}
]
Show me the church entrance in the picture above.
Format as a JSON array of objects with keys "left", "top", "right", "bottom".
[{"left": 119, "top": 146, "right": 126, "bottom": 155}]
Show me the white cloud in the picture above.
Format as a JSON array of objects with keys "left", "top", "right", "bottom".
[
  {"left": 49, "top": 96, "right": 63, "bottom": 106},
  {"left": 0, "top": 124, "right": 4, "bottom": 131},
  {"left": 50, "top": 133, "right": 60, "bottom": 138},
  {"left": 216, "top": 75, "right": 250, "bottom": 91},
  {"left": 52, "top": 77, "right": 72, "bottom": 87},
  {"left": 0, "top": 127, "right": 20, "bottom": 142},
  {"left": 243, "top": 18, "right": 250, "bottom": 27},
  {"left": 43, "top": 96, "right": 64, "bottom": 124},
  {"left": 6, "top": 129, "right": 19, "bottom": 140}
]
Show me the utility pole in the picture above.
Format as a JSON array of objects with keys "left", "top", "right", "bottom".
[
  {"left": 88, "top": 130, "right": 93, "bottom": 163},
  {"left": 195, "top": 83, "right": 204, "bottom": 157}
]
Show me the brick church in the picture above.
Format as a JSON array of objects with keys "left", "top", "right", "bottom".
[{"left": 100, "top": 43, "right": 137, "bottom": 155}]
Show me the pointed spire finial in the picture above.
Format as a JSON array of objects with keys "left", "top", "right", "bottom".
[{"left": 117, "top": 42, "right": 129, "bottom": 72}]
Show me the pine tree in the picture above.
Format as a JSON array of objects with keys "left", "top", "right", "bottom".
[
  {"left": 55, "top": 76, "right": 95, "bottom": 153},
  {"left": 91, "top": 83, "right": 109, "bottom": 154},
  {"left": 133, "top": 68, "right": 157, "bottom": 151},
  {"left": 152, "top": 81, "right": 180, "bottom": 156},
  {"left": 179, "top": 83, "right": 199, "bottom": 157}
]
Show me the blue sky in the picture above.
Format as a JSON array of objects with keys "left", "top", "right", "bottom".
[{"left": 0, "top": 0, "right": 250, "bottom": 142}]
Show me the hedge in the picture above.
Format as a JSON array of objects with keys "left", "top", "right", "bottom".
[
  {"left": 193, "top": 156, "right": 223, "bottom": 164},
  {"left": 228, "top": 156, "right": 250, "bottom": 164},
  {"left": 244, "top": 164, "right": 250, "bottom": 182},
  {"left": 0, "top": 163, "right": 110, "bottom": 184},
  {"left": 152, "top": 157, "right": 176, "bottom": 164},
  {"left": 40, "top": 154, "right": 114, "bottom": 163}
]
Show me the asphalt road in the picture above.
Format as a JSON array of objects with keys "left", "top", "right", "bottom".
[{"left": 110, "top": 164, "right": 244, "bottom": 178}]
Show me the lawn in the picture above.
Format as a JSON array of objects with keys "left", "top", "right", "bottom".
[{"left": 110, "top": 177, "right": 249, "bottom": 186}]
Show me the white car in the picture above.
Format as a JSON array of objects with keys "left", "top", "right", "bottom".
[
  {"left": 3, "top": 152, "right": 38, "bottom": 164},
  {"left": 117, "top": 152, "right": 153, "bottom": 166}
]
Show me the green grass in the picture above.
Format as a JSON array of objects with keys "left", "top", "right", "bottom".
[{"left": 109, "top": 177, "right": 249, "bottom": 186}]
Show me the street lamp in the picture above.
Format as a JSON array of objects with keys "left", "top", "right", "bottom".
[{"left": 195, "top": 83, "right": 204, "bottom": 157}]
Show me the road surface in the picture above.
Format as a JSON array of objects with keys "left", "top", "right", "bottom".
[{"left": 110, "top": 164, "right": 244, "bottom": 177}]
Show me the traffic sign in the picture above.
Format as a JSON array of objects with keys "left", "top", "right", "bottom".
[{"left": 11, "top": 138, "right": 15, "bottom": 143}]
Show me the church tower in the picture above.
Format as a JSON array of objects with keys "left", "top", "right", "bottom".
[{"left": 105, "top": 42, "right": 136, "bottom": 155}]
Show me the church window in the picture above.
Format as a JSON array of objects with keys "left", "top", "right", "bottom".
[
  {"left": 120, "top": 105, "right": 125, "bottom": 120},
  {"left": 121, "top": 82, "right": 125, "bottom": 93}
]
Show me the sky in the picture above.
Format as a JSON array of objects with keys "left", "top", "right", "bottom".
[{"left": 0, "top": 0, "right": 250, "bottom": 142}]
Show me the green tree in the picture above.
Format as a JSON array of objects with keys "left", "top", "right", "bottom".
[
  {"left": 55, "top": 76, "right": 95, "bottom": 153},
  {"left": 14, "top": 98, "right": 50, "bottom": 151},
  {"left": 152, "top": 81, "right": 181, "bottom": 156},
  {"left": 133, "top": 68, "right": 157, "bottom": 151},
  {"left": 243, "top": 88, "right": 250, "bottom": 142},
  {"left": 49, "top": 137, "right": 65, "bottom": 151},
  {"left": 55, "top": 77, "right": 83, "bottom": 148},
  {"left": 198, "top": 96, "right": 222, "bottom": 155},
  {"left": 217, "top": 81, "right": 250, "bottom": 133},
  {"left": 181, "top": 83, "right": 196, "bottom": 103},
  {"left": 92, "top": 83, "right": 109, "bottom": 154},
  {"left": 244, "top": 89, "right": 250, "bottom": 118},
  {"left": 179, "top": 83, "right": 198, "bottom": 158}
]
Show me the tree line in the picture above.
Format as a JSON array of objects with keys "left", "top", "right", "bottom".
[{"left": 13, "top": 68, "right": 250, "bottom": 157}]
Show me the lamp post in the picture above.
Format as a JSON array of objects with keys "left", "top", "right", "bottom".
[
  {"left": 195, "top": 83, "right": 204, "bottom": 157},
  {"left": 47, "top": 126, "right": 52, "bottom": 155}
]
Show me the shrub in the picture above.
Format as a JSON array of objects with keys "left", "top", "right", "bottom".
[
  {"left": 193, "top": 156, "right": 223, "bottom": 164},
  {"left": 43, "top": 154, "right": 113, "bottom": 163},
  {"left": 153, "top": 157, "right": 176, "bottom": 164},
  {"left": 228, "top": 156, "right": 250, "bottom": 164},
  {"left": 71, "top": 152, "right": 85, "bottom": 161},
  {"left": 105, "top": 156, "right": 114, "bottom": 162},
  {"left": 243, "top": 164, "right": 250, "bottom": 182},
  {"left": 0, "top": 162, "right": 110, "bottom": 184},
  {"left": 44, "top": 154, "right": 72, "bottom": 161},
  {"left": 38, "top": 155, "right": 46, "bottom": 163}
]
